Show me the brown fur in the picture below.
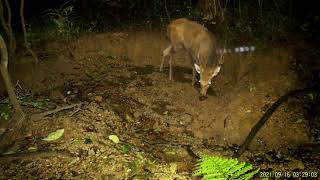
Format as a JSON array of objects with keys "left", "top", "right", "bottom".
[{"left": 160, "top": 18, "right": 223, "bottom": 98}]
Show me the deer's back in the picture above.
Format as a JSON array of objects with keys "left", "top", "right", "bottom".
[{"left": 167, "top": 18, "right": 219, "bottom": 67}]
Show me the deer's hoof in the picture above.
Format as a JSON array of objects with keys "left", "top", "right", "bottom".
[{"left": 199, "top": 95, "right": 208, "bottom": 101}]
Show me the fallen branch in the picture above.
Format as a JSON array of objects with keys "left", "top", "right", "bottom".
[
  {"left": 0, "top": 150, "right": 73, "bottom": 159},
  {"left": 30, "top": 103, "right": 83, "bottom": 121},
  {"left": 233, "top": 87, "right": 317, "bottom": 158}
]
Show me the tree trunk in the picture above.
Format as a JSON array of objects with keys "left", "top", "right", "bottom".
[
  {"left": 20, "top": 0, "right": 39, "bottom": 94},
  {"left": 0, "top": 34, "right": 25, "bottom": 126},
  {"left": 0, "top": 0, "right": 16, "bottom": 58}
]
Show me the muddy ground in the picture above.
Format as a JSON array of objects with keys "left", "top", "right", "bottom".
[{"left": 0, "top": 31, "right": 319, "bottom": 179}]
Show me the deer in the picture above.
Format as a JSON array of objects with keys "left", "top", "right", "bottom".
[{"left": 160, "top": 18, "right": 224, "bottom": 101}]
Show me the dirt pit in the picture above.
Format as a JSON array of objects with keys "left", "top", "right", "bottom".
[{"left": 0, "top": 31, "right": 318, "bottom": 179}]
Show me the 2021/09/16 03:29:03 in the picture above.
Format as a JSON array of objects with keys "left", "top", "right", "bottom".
[{"left": 259, "top": 171, "right": 318, "bottom": 178}]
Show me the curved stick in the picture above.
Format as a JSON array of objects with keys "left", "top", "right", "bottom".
[{"left": 233, "top": 87, "right": 316, "bottom": 158}]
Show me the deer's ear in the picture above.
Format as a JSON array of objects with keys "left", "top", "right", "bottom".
[
  {"left": 194, "top": 64, "right": 201, "bottom": 73},
  {"left": 212, "top": 66, "right": 221, "bottom": 77}
]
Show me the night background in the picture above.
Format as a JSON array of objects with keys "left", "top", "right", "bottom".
[{"left": 0, "top": 0, "right": 319, "bottom": 179}]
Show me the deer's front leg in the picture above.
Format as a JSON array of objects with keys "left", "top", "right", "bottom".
[
  {"left": 192, "top": 66, "right": 196, "bottom": 86},
  {"left": 188, "top": 53, "right": 197, "bottom": 86},
  {"left": 169, "top": 55, "right": 173, "bottom": 80}
]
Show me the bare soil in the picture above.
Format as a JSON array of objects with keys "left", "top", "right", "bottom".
[{"left": 0, "top": 31, "right": 318, "bottom": 179}]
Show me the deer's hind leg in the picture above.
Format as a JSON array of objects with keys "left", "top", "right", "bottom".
[
  {"left": 160, "top": 45, "right": 173, "bottom": 72},
  {"left": 161, "top": 44, "right": 183, "bottom": 80}
]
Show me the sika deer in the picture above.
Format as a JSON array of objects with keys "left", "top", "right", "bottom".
[{"left": 160, "top": 18, "right": 224, "bottom": 100}]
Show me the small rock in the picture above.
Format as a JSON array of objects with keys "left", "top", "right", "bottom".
[
  {"left": 126, "top": 87, "right": 136, "bottom": 92},
  {"left": 74, "top": 81, "right": 83, "bottom": 86},
  {"left": 166, "top": 105, "right": 176, "bottom": 110},
  {"left": 163, "top": 111, "right": 168, "bottom": 115},
  {"left": 126, "top": 114, "right": 134, "bottom": 122},
  {"left": 0, "top": 128, "right": 5, "bottom": 136},
  {"left": 133, "top": 111, "right": 141, "bottom": 118},
  {"left": 180, "top": 114, "right": 192, "bottom": 124},
  {"left": 87, "top": 102, "right": 98, "bottom": 112},
  {"left": 88, "top": 149, "right": 95, "bottom": 156},
  {"left": 49, "top": 89, "right": 65, "bottom": 101},
  {"left": 94, "top": 96, "right": 103, "bottom": 102},
  {"left": 288, "top": 159, "right": 305, "bottom": 170},
  {"left": 70, "top": 94, "right": 77, "bottom": 99}
]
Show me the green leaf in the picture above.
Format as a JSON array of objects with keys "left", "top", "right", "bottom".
[
  {"left": 42, "top": 129, "right": 65, "bottom": 141},
  {"left": 108, "top": 135, "right": 120, "bottom": 144},
  {"left": 2, "top": 150, "right": 16, "bottom": 155},
  {"left": 119, "top": 144, "right": 131, "bottom": 154},
  {"left": 0, "top": 103, "right": 12, "bottom": 121},
  {"left": 28, "top": 146, "right": 38, "bottom": 152},
  {"left": 307, "top": 93, "right": 314, "bottom": 100}
]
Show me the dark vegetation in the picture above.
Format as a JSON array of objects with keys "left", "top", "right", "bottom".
[
  {"left": 0, "top": 0, "right": 319, "bottom": 178},
  {"left": 5, "top": 0, "right": 320, "bottom": 44}
]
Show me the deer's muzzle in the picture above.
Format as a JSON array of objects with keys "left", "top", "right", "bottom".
[{"left": 199, "top": 83, "right": 210, "bottom": 100}]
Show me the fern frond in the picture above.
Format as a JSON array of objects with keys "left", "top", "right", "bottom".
[{"left": 193, "top": 155, "right": 259, "bottom": 180}]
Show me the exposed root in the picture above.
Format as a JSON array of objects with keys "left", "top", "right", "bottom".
[
  {"left": 30, "top": 102, "right": 83, "bottom": 121},
  {"left": 233, "top": 87, "right": 317, "bottom": 158},
  {"left": 0, "top": 150, "right": 73, "bottom": 160}
]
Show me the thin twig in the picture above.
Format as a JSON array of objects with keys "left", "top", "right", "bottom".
[
  {"left": 69, "top": 106, "right": 81, "bottom": 117},
  {"left": 15, "top": 80, "right": 22, "bottom": 89},
  {"left": 30, "top": 103, "right": 83, "bottom": 121},
  {"left": 3, "top": 0, "right": 10, "bottom": 26},
  {"left": 163, "top": 0, "right": 171, "bottom": 22}
]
